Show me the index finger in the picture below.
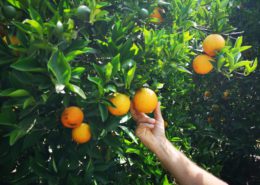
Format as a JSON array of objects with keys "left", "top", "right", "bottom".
[{"left": 130, "top": 102, "right": 149, "bottom": 121}]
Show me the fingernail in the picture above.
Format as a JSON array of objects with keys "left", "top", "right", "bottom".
[{"left": 150, "top": 118, "right": 156, "bottom": 124}]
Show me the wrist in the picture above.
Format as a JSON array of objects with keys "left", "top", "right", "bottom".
[{"left": 150, "top": 136, "right": 168, "bottom": 155}]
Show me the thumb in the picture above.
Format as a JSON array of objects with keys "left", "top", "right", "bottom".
[{"left": 154, "top": 102, "right": 164, "bottom": 123}]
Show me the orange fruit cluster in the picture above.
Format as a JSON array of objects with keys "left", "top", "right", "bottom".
[
  {"left": 60, "top": 88, "right": 158, "bottom": 143},
  {"left": 193, "top": 34, "right": 225, "bottom": 75},
  {"left": 107, "top": 88, "right": 158, "bottom": 116},
  {"left": 61, "top": 106, "right": 91, "bottom": 144}
]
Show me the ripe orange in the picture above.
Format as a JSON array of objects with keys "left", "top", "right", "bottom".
[
  {"left": 2, "top": 35, "right": 21, "bottom": 45},
  {"left": 223, "top": 90, "right": 230, "bottom": 100},
  {"left": 204, "top": 91, "right": 211, "bottom": 98},
  {"left": 150, "top": 7, "right": 164, "bottom": 24},
  {"left": 164, "top": 121, "right": 168, "bottom": 128},
  {"left": 133, "top": 88, "right": 158, "bottom": 113},
  {"left": 207, "top": 117, "right": 214, "bottom": 123},
  {"left": 72, "top": 123, "right": 91, "bottom": 144},
  {"left": 192, "top": 55, "right": 214, "bottom": 75},
  {"left": 61, "top": 106, "right": 84, "bottom": 128},
  {"left": 108, "top": 93, "right": 130, "bottom": 116},
  {"left": 203, "top": 34, "right": 225, "bottom": 56}
]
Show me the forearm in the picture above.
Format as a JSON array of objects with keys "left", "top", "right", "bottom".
[{"left": 152, "top": 137, "right": 228, "bottom": 185}]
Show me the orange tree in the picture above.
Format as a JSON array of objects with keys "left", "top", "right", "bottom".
[{"left": 0, "top": 0, "right": 258, "bottom": 184}]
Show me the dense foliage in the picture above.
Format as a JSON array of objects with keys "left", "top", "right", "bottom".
[{"left": 0, "top": 0, "right": 259, "bottom": 184}]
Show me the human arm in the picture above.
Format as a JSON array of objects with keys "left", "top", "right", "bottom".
[{"left": 130, "top": 103, "right": 228, "bottom": 185}]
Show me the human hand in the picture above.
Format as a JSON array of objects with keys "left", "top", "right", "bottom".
[{"left": 130, "top": 102, "right": 166, "bottom": 152}]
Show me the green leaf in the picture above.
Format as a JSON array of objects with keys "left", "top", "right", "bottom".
[
  {"left": 99, "top": 103, "right": 108, "bottom": 122},
  {"left": 7, "top": 0, "right": 22, "bottom": 8},
  {"left": 0, "top": 89, "right": 30, "bottom": 97},
  {"left": 111, "top": 54, "right": 120, "bottom": 77},
  {"left": 72, "top": 67, "right": 85, "bottom": 79},
  {"left": 93, "top": 63, "right": 106, "bottom": 80},
  {"left": 239, "top": 46, "right": 252, "bottom": 52},
  {"left": 0, "top": 122, "right": 18, "bottom": 128},
  {"left": 226, "top": 53, "right": 234, "bottom": 68},
  {"left": 120, "top": 39, "right": 133, "bottom": 59},
  {"left": 105, "top": 62, "right": 113, "bottom": 82},
  {"left": 94, "top": 162, "right": 114, "bottom": 172},
  {"left": 183, "top": 31, "right": 193, "bottom": 42},
  {"left": 88, "top": 76, "right": 104, "bottom": 96},
  {"left": 67, "top": 83, "right": 86, "bottom": 99},
  {"left": 174, "top": 65, "right": 192, "bottom": 74},
  {"left": 162, "top": 175, "right": 171, "bottom": 185},
  {"left": 9, "top": 129, "right": 26, "bottom": 146},
  {"left": 230, "top": 58, "right": 258, "bottom": 76},
  {"left": 12, "top": 21, "right": 32, "bottom": 34},
  {"left": 48, "top": 50, "right": 71, "bottom": 85},
  {"left": 159, "top": 0, "right": 171, "bottom": 6},
  {"left": 234, "top": 36, "right": 243, "bottom": 48},
  {"left": 244, "top": 58, "right": 258, "bottom": 76},
  {"left": 31, "top": 40, "right": 54, "bottom": 50},
  {"left": 30, "top": 160, "right": 55, "bottom": 181},
  {"left": 126, "top": 148, "right": 140, "bottom": 155},
  {"left": 52, "top": 158, "right": 58, "bottom": 173},
  {"left": 170, "top": 137, "right": 182, "bottom": 142},
  {"left": 22, "top": 131, "right": 43, "bottom": 150},
  {"left": 65, "top": 47, "right": 93, "bottom": 62},
  {"left": 11, "top": 56, "right": 45, "bottom": 72},
  {"left": 217, "top": 55, "right": 226, "bottom": 71},
  {"left": 173, "top": 44, "right": 183, "bottom": 57},
  {"left": 104, "top": 117, "right": 120, "bottom": 132},
  {"left": 104, "top": 84, "right": 117, "bottom": 93},
  {"left": 122, "top": 59, "right": 135, "bottom": 71},
  {"left": 28, "top": 6, "right": 42, "bottom": 23},
  {"left": 23, "top": 19, "right": 43, "bottom": 35},
  {"left": 23, "top": 96, "right": 35, "bottom": 109},
  {"left": 119, "top": 126, "right": 138, "bottom": 144},
  {"left": 85, "top": 158, "right": 94, "bottom": 173},
  {"left": 125, "top": 64, "right": 136, "bottom": 89},
  {"left": 0, "top": 108, "right": 16, "bottom": 125},
  {"left": 72, "top": 67, "right": 85, "bottom": 75},
  {"left": 143, "top": 28, "right": 152, "bottom": 46},
  {"left": 130, "top": 43, "right": 139, "bottom": 55}
]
